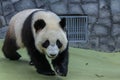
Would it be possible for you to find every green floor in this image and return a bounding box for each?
[0,39,120,80]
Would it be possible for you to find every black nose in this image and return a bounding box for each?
[50,54,56,57]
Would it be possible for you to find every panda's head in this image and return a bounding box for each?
[32,11,68,59]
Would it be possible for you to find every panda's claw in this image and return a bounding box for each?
[29,60,34,65]
[58,72,66,76]
[56,70,67,76]
[54,66,67,76]
[37,69,55,76]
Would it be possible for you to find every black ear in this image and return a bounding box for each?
[34,19,46,32]
[59,18,66,29]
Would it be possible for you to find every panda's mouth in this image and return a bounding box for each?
[47,54,57,59]
[48,56,55,59]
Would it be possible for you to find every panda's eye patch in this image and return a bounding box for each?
[42,40,50,48]
[34,19,46,32]
[56,40,62,48]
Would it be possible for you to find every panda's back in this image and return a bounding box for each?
[9,9,42,47]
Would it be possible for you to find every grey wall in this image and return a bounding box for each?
[0,0,120,52]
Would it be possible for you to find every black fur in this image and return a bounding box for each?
[2,30,21,60]
[52,44,69,76]
[42,40,50,48]
[2,10,69,76]
[22,11,55,76]
[56,39,62,48]
[34,19,46,32]
[60,18,66,29]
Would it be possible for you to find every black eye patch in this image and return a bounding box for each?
[56,40,62,48]
[42,40,50,48]
[34,19,46,32]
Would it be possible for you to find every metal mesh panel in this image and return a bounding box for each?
[60,15,88,46]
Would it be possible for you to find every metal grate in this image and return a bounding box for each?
[60,14,88,46]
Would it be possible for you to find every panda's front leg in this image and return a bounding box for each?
[52,47,69,76]
[27,48,55,76]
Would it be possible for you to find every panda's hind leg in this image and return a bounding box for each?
[2,37,21,60]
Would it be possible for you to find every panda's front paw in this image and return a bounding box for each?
[37,69,55,76]
[56,71,67,76]
[54,66,67,76]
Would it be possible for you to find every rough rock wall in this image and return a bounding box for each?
[0,0,120,52]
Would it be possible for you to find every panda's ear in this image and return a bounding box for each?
[60,18,66,29]
[34,19,46,32]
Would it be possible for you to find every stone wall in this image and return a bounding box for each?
[0,0,120,52]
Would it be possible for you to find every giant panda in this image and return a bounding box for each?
[2,9,69,76]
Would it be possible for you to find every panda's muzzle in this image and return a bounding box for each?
[46,45,59,59]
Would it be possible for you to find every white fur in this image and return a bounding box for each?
[9,9,68,57]
[9,9,43,47]
[35,28,68,53]
[32,11,68,53]
[46,45,59,59]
